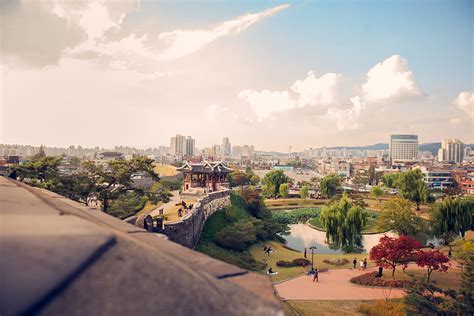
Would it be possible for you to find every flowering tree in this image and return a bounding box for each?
[416,250,450,281]
[370,235,422,277]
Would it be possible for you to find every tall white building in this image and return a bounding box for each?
[185,137,195,156]
[389,134,419,164]
[222,137,231,157]
[170,134,195,156]
[438,139,464,163]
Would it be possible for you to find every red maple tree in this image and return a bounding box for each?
[416,250,450,281]
[369,235,422,277]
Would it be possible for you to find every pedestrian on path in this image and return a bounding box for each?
[353,258,357,269]
[359,259,364,270]
[363,258,367,270]
[312,268,319,282]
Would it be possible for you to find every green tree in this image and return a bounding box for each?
[320,174,341,198]
[368,165,376,185]
[383,173,400,188]
[250,174,260,186]
[262,170,290,197]
[300,185,309,199]
[16,156,62,183]
[458,241,474,314]
[279,183,289,198]
[320,193,367,250]
[404,279,460,315]
[396,169,430,210]
[431,197,473,239]
[377,197,424,236]
[81,156,159,213]
[370,185,384,203]
[214,218,259,251]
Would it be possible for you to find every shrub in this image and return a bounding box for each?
[323,258,349,266]
[276,258,310,267]
[276,260,295,267]
[358,300,405,316]
[350,272,410,288]
[292,258,311,266]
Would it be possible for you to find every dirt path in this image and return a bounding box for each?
[274,267,405,300]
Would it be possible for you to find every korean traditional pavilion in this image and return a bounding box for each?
[177,161,233,193]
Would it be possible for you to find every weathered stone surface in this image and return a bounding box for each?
[0,177,282,316]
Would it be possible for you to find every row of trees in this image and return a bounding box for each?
[12,156,172,218]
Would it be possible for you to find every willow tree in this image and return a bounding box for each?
[432,197,474,239]
[320,193,367,250]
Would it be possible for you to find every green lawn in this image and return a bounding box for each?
[249,241,374,282]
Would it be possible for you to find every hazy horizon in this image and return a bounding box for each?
[1,0,473,152]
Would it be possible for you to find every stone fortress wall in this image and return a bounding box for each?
[154,190,231,248]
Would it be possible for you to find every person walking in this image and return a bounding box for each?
[312,268,319,282]
[353,258,357,269]
[359,259,364,270]
[363,258,367,270]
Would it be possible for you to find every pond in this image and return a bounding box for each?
[282,224,437,254]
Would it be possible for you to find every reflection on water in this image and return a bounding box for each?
[282,224,436,254]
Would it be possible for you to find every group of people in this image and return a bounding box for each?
[177,200,194,218]
[353,258,368,270]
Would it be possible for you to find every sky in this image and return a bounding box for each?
[0,0,473,152]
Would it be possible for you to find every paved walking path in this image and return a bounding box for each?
[149,190,180,218]
[274,267,405,300]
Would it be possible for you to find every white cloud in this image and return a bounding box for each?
[362,55,420,101]
[238,71,345,120]
[290,72,343,107]
[452,91,474,121]
[325,96,364,131]
[237,54,423,131]
[156,4,289,61]
[238,89,294,119]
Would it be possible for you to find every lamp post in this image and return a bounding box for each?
[309,246,317,270]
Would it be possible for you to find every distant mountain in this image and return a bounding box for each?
[419,143,441,155]
[328,143,388,150]
[258,142,473,157]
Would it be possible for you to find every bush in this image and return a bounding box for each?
[276,258,310,267]
[350,272,410,288]
[276,260,295,267]
[323,258,349,266]
[292,258,311,266]
[358,300,405,316]
[214,218,258,251]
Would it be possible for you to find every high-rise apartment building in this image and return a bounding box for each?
[389,134,419,164]
[185,137,195,156]
[170,134,195,156]
[438,139,464,163]
[222,137,231,157]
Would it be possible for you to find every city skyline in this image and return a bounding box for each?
[1,0,473,151]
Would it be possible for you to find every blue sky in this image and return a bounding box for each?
[1,0,472,150]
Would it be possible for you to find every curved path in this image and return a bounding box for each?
[274,267,405,300]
